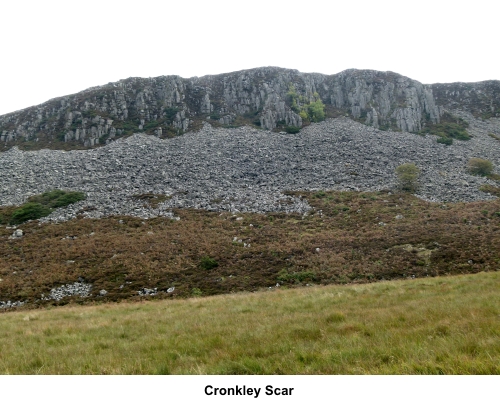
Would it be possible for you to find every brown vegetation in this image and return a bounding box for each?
[0,190,499,310]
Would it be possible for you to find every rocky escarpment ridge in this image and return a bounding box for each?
[1,67,499,150]
[0,113,499,223]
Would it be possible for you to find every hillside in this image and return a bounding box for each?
[1,190,500,310]
[1,67,499,150]
[1,67,500,311]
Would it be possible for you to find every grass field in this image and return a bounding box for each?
[0,271,498,374]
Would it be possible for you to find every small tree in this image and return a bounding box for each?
[396,163,421,192]
[467,158,493,176]
[286,87,325,122]
[307,93,326,122]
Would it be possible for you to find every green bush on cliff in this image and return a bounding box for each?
[306,94,326,122]
[286,86,325,123]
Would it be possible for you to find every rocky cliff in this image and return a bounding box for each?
[1,67,499,150]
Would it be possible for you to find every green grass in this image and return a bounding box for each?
[0,271,498,374]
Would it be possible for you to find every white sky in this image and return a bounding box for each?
[0,0,497,116]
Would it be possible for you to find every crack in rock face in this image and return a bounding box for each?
[0,115,499,223]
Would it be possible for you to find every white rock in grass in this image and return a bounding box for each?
[9,229,23,239]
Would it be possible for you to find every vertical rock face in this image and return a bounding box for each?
[0,67,499,150]
[327,70,441,132]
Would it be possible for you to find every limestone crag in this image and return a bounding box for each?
[330,70,442,132]
[1,67,499,149]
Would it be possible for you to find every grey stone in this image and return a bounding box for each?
[0,300,25,309]
[138,287,157,296]
[0,112,498,226]
[41,282,92,301]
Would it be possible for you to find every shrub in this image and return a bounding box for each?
[28,190,86,208]
[5,190,86,224]
[286,86,325,122]
[200,256,218,270]
[307,95,326,122]
[468,158,493,176]
[285,126,300,134]
[299,111,308,121]
[421,113,470,140]
[442,123,470,140]
[277,269,317,283]
[164,107,179,122]
[11,203,52,224]
[437,137,453,145]
[395,163,421,192]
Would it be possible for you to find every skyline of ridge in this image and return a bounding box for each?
[2,66,500,117]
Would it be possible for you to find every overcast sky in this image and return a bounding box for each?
[0,0,497,116]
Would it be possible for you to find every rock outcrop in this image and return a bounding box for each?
[1,67,499,150]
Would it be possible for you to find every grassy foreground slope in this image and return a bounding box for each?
[0,271,498,374]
